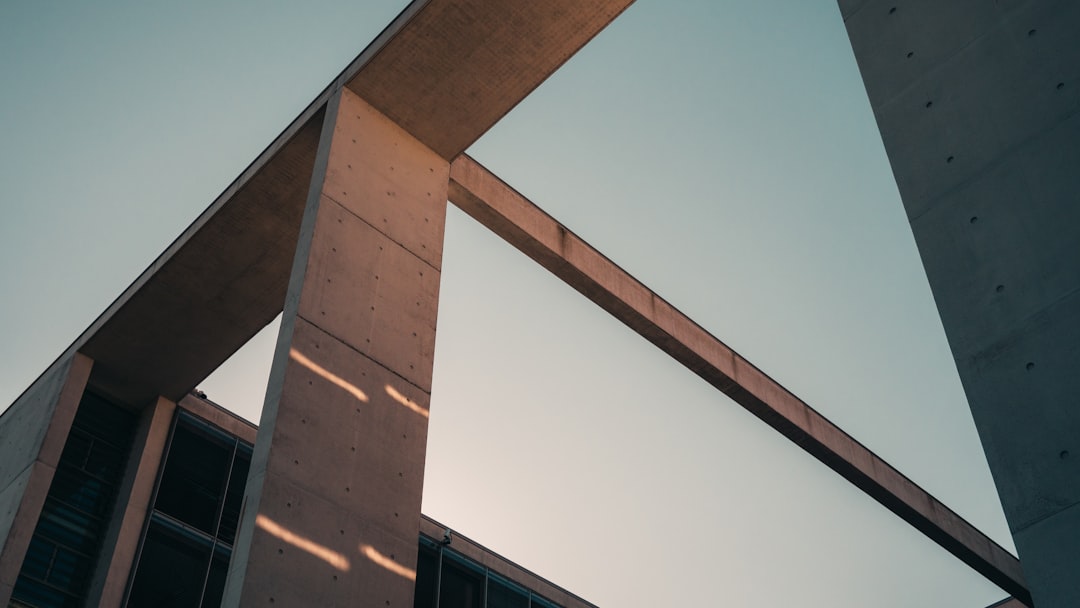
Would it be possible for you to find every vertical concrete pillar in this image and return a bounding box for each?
[88,396,176,607]
[223,87,448,607]
[838,2,1080,604]
[0,353,93,605]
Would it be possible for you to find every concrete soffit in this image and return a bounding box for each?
[0,0,1028,606]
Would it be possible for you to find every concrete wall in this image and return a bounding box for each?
[0,354,92,605]
[839,1,1080,606]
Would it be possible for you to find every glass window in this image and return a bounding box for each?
[529,595,561,608]
[215,444,251,545]
[411,538,566,608]
[412,542,439,608]
[153,422,234,535]
[488,575,529,608]
[11,392,135,608]
[201,544,232,607]
[126,519,213,608]
[124,412,252,608]
[439,557,484,608]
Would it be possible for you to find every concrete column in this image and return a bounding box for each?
[838,2,1080,605]
[223,87,448,607]
[88,396,176,607]
[0,353,93,605]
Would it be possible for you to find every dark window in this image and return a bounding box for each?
[11,392,136,608]
[530,595,561,608]
[412,537,566,608]
[124,412,252,608]
[127,519,213,607]
[201,544,232,607]
[488,574,528,608]
[413,541,439,608]
[215,444,251,546]
[153,422,234,535]
[440,554,484,608]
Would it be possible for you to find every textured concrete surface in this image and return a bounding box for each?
[0,353,91,607]
[347,0,635,160]
[0,0,644,603]
[87,397,176,607]
[222,89,447,608]
[841,1,1080,606]
[448,154,1029,603]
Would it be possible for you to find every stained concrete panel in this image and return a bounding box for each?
[223,89,447,608]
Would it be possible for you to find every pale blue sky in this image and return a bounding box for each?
[0,1,1014,606]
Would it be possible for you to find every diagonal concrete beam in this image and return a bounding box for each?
[346,0,636,160]
[13,0,636,409]
[447,153,1031,606]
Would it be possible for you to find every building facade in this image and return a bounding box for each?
[0,0,1069,606]
[2,391,595,608]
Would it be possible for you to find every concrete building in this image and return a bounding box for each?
[1,390,594,607]
[0,0,1071,606]
[838,2,1080,606]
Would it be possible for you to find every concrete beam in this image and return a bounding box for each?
[346,0,635,160]
[447,154,1031,606]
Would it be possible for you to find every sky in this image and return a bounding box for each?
[0,1,1015,606]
